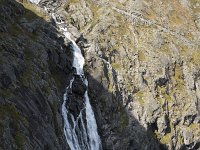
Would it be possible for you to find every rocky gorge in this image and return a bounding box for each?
[0,0,200,150]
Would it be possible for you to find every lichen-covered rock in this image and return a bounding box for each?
[57,0,200,149]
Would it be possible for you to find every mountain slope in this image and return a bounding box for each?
[0,0,199,150]
[61,0,200,149]
[0,0,70,149]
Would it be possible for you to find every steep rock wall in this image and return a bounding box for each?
[0,0,71,149]
[61,0,200,149]
[0,0,200,150]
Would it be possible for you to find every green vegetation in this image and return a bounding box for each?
[0,0,6,5]
[0,88,13,99]
[14,132,25,149]
[191,50,200,66]
[0,104,28,149]
[177,134,183,145]
[138,51,146,61]
[0,104,20,119]
[68,0,80,3]
[190,0,200,14]
[168,10,182,26]
[10,24,21,36]
[119,110,129,131]
[134,91,145,106]
[189,123,199,130]
[0,123,4,137]
[20,62,32,87]
[160,133,171,144]
[115,105,129,132]
[111,63,120,70]
[49,101,62,137]
[174,63,185,91]
[0,103,28,126]
[156,95,163,106]
[0,104,28,150]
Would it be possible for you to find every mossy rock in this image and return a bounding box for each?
[49,101,62,137]
[14,131,25,149]
[160,133,171,145]
[134,91,145,106]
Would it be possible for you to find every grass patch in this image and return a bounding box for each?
[134,91,145,106]
[0,103,28,148]
[138,51,146,61]
[10,23,21,36]
[168,10,183,26]
[49,102,62,137]
[189,123,199,130]
[191,50,200,66]
[0,89,13,99]
[111,63,121,70]
[160,133,171,144]
[14,132,25,149]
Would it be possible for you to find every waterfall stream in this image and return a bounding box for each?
[61,27,102,150]
[28,0,41,5]
[27,1,102,149]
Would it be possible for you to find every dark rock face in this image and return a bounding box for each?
[0,0,71,149]
[72,76,87,96]
[155,78,169,88]
[1,74,12,88]
[67,93,84,118]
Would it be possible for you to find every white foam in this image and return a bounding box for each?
[28,0,41,5]
[47,7,101,150]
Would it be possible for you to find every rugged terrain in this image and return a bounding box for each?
[0,0,200,150]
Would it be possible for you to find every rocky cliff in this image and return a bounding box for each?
[0,0,71,149]
[0,0,200,150]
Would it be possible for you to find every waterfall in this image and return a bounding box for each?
[61,27,102,150]
[28,0,41,5]
[60,27,85,75]
[26,1,102,149]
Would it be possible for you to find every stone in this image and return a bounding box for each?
[157,114,170,135]
[182,129,194,146]
[72,75,87,96]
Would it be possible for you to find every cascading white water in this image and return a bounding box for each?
[28,0,41,5]
[60,27,85,75]
[61,28,101,150]
[84,80,101,150]
[27,2,102,149]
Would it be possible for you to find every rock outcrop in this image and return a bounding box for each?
[0,0,70,149]
[58,0,200,149]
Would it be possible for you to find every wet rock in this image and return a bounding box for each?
[72,76,87,96]
[67,93,85,118]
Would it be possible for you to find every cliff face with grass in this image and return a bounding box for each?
[0,0,200,150]
[0,0,70,149]
[63,0,200,149]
